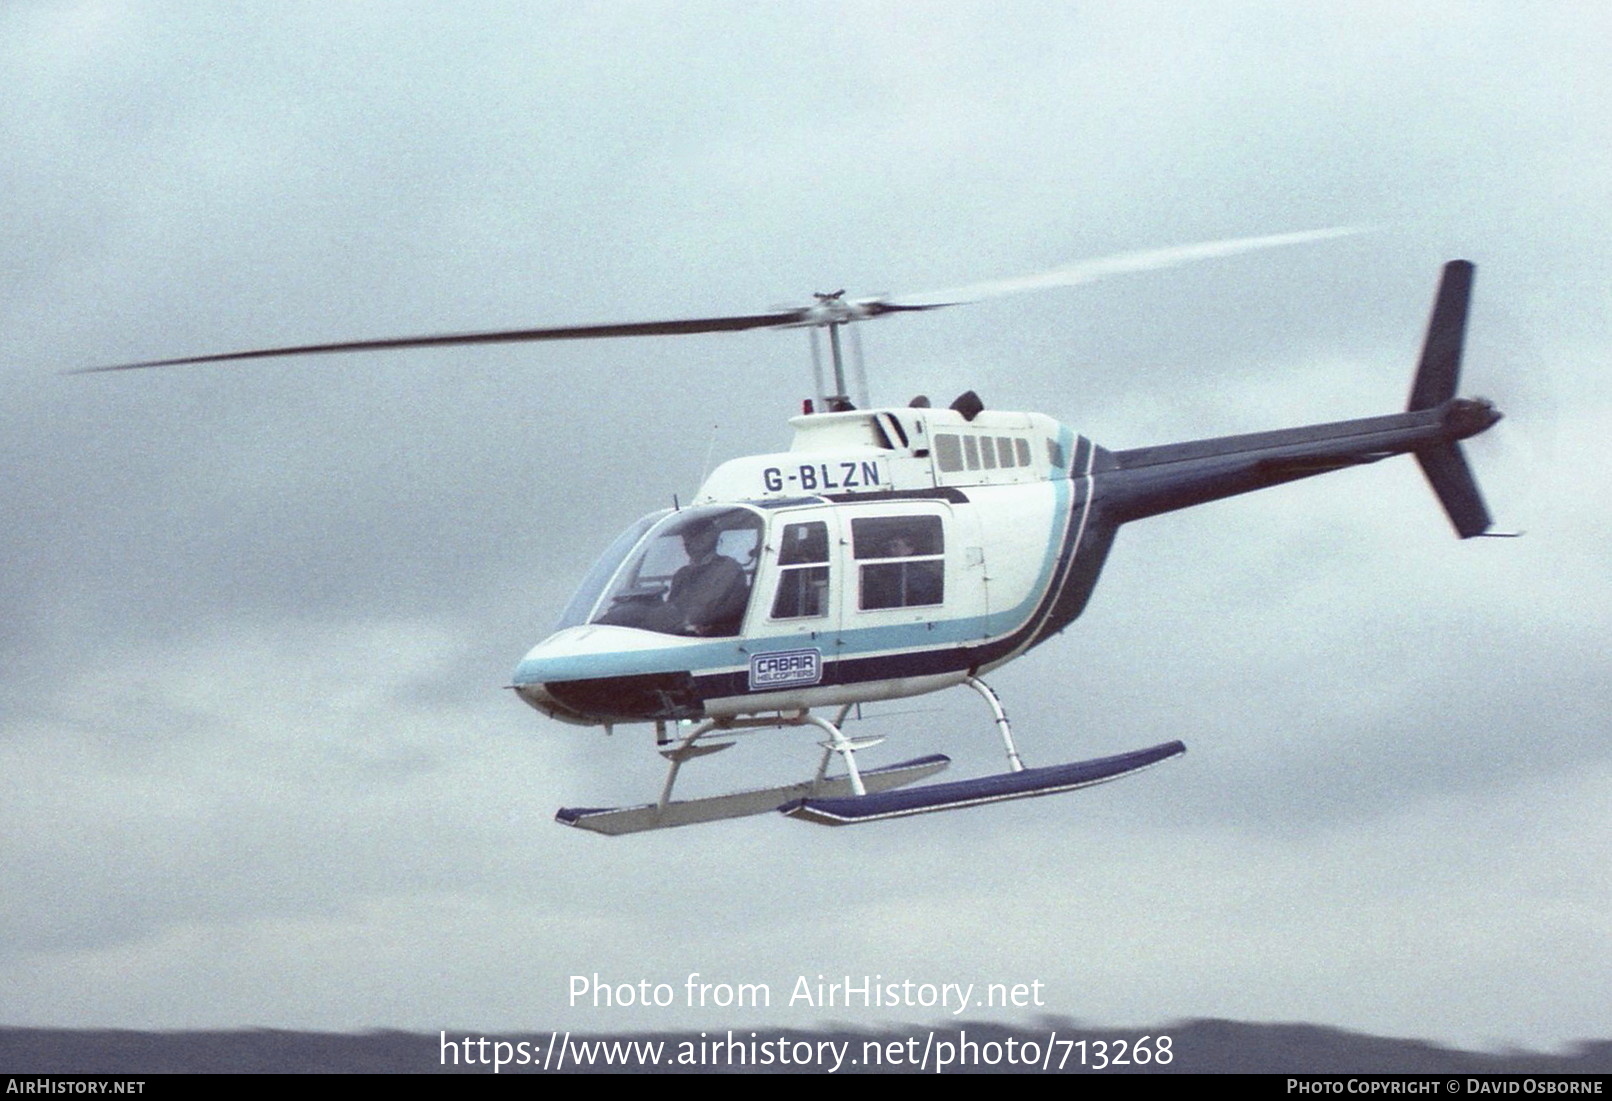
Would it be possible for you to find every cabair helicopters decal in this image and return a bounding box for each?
[81,231,1504,833]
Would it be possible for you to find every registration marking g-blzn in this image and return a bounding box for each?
[749,648,823,690]
[762,460,884,493]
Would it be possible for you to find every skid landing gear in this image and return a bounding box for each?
[555,682,1185,834]
[555,708,950,835]
[780,676,1184,826]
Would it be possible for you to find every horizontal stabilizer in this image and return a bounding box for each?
[1416,442,1493,538]
[556,754,951,835]
[780,741,1185,826]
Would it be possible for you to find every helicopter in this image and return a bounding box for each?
[82,232,1502,834]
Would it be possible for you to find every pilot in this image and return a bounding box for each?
[664,522,748,635]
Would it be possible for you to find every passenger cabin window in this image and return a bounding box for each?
[770,520,830,619]
[852,515,945,611]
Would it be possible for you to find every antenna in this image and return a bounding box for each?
[698,422,721,487]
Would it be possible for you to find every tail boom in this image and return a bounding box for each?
[1098,261,1500,537]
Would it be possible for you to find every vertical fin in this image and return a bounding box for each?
[1407,260,1474,411]
[1415,443,1492,538]
[1406,260,1492,537]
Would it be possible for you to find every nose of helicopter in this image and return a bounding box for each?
[511,678,581,722]
[510,624,723,725]
[511,626,628,721]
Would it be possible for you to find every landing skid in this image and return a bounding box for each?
[780,740,1185,825]
[554,679,1186,833]
[557,754,951,835]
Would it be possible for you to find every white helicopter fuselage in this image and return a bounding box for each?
[513,405,1104,726]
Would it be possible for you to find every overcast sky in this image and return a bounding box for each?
[3,1,1608,1052]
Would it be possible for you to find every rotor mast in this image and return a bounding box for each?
[807,291,868,411]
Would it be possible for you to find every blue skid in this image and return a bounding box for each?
[779,740,1186,826]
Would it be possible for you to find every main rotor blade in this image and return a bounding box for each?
[881,226,1368,309]
[76,309,810,373]
[78,226,1366,373]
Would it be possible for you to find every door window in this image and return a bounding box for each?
[770,520,830,619]
[851,515,945,610]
